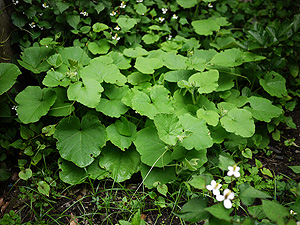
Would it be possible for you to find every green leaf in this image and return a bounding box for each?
[106,119,137,151]
[205,203,233,221]
[86,157,108,180]
[289,166,300,174]
[154,113,183,146]
[108,52,131,70]
[19,168,32,180]
[192,19,220,36]
[96,84,129,117]
[178,114,213,150]
[58,158,86,185]
[211,48,243,67]
[134,57,163,74]
[0,63,21,95]
[162,53,187,70]
[260,168,273,178]
[241,148,252,159]
[164,70,194,82]
[55,1,70,13]
[188,175,209,190]
[66,14,80,29]
[134,3,148,15]
[15,87,56,124]
[142,34,160,44]
[80,57,127,86]
[262,200,289,222]
[134,126,172,167]
[176,0,198,8]
[123,47,148,58]
[218,153,235,171]
[259,71,288,98]
[88,39,110,55]
[189,70,219,94]
[54,115,107,168]
[116,16,138,32]
[43,70,70,87]
[58,47,90,66]
[37,181,50,197]
[175,197,209,222]
[132,86,174,119]
[0,169,11,181]
[67,79,103,108]
[196,108,219,126]
[240,185,271,206]
[246,96,283,122]
[140,164,176,188]
[46,54,63,68]
[18,47,53,73]
[48,87,74,117]
[220,108,255,137]
[99,144,140,182]
[157,183,168,196]
[92,22,109,32]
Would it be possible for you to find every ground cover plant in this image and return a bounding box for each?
[0,0,300,224]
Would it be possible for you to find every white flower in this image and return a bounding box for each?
[136,0,143,2]
[172,14,178,19]
[12,0,19,5]
[114,26,120,31]
[208,3,213,8]
[162,8,168,14]
[39,26,44,30]
[159,17,165,23]
[45,45,49,48]
[80,10,88,17]
[297,221,300,225]
[290,210,297,215]
[110,11,116,16]
[216,189,235,209]
[167,34,172,41]
[120,1,126,8]
[29,22,36,28]
[206,180,222,196]
[227,165,240,178]
[39,13,43,17]
[112,33,120,41]
[42,3,49,8]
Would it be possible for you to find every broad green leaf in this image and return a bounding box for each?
[123,47,148,58]
[0,102,10,118]
[164,70,194,82]
[88,39,110,55]
[240,185,271,206]
[134,3,148,15]
[176,0,198,8]
[49,87,74,117]
[188,175,209,190]
[55,1,70,13]
[0,169,11,181]
[108,52,131,70]
[220,108,255,137]
[80,58,127,86]
[43,70,70,87]
[162,53,187,70]
[259,71,288,97]
[134,126,172,167]
[262,200,289,222]
[289,166,300,174]
[248,205,266,220]
[67,79,103,108]
[0,63,21,95]
[116,16,138,31]
[58,158,86,185]
[192,19,220,36]
[142,34,160,44]
[128,72,151,85]
[140,164,176,188]
[37,181,50,197]
[242,148,252,159]
[196,108,219,126]
[92,22,109,32]
[131,86,174,119]
[19,168,32,180]
[186,56,206,71]
[54,115,107,168]
[99,144,140,182]
[106,119,137,151]
[58,47,90,66]
[15,86,56,124]
[205,203,233,221]
[211,48,243,67]
[96,84,129,117]
[157,183,168,196]
[246,96,283,122]
[47,54,63,68]
[189,70,219,94]
[178,114,213,150]
[86,157,108,180]
[134,57,163,74]
[66,14,80,29]
[175,197,209,222]
[221,89,248,107]
[218,153,236,171]
[154,113,183,146]
[18,47,53,73]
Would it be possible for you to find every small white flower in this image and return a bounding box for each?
[12,0,19,5]
[42,3,49,8]
[112,33,120,41]
[80,10,88,17]
[136,0,143,2]
[114,26,120,31]
[39,13,43,17]
[167,34,172,41]
[162,8,168,14]
[227,165,240,178]
[29,22,36,28]
[290,210,297,215]
[297,221,300,225]
[110,11,116,16]
[11,105,17,111]
[159,17,165,23]
[45,45,49,48]
[39,26,44,30]
[172,14,178,20]
[120,1,126,8]
[216,189,235,209]
[206,180,222,196]
[208,3,213,8]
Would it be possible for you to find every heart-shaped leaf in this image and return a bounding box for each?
[0,63,22,95]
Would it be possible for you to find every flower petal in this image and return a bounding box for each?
[224,199,232,209]
[216,195,224,202]
[227,171,233,176]
[206,185,213,190]
[212,189,220,196]
[234,171,240,178]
